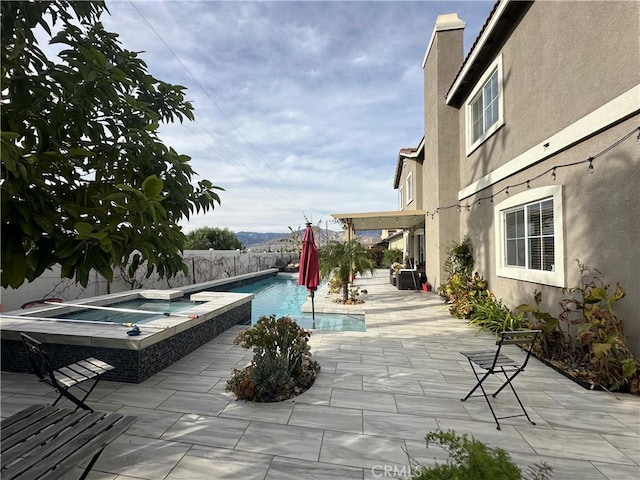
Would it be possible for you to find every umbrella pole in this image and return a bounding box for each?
[311,290,315,329]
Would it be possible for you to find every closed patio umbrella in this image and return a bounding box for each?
[298,223,320,328]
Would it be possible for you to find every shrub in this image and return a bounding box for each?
[469,293,528,335]
[441,272,490,319]
[518,261,640,394]
[383,248,404,267]
[226,315,320,402]
[411,429,552,480]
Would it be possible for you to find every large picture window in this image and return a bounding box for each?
[495,185,565,287]
[504,199,554,271]
[406,172,413,205]
[466,55,503,154]
[398,185,404,210]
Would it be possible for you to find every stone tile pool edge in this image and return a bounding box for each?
[0,270,278,383]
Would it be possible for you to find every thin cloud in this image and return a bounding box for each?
[97,0,495,233]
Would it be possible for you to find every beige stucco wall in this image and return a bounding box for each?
[462,0,640,184]
[452,0,640,355]
[462,117,639,354]
[423,23,465,287]
[398,158,423,211]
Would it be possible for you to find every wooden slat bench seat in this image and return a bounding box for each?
[1,404,136,480]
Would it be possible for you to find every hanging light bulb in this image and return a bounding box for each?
[505,187,510,196]
[490,196,494,204]
[551,167,556,181]
[526,180,530,189]
[588,157,594,173]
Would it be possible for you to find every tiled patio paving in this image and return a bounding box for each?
[2,270,639,479]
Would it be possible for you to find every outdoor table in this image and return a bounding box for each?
[1,404,136,480]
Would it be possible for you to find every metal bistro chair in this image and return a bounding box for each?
[460,329,541,430]
[21,333,114,412]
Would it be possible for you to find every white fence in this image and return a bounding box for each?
[0,250,296,313]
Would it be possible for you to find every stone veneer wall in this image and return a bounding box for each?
[1,302,250,383]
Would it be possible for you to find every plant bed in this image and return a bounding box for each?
[333,298,364,305]
[226,315,320,402]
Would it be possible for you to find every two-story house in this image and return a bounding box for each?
[334,0,639,352]
[423,0,639,351]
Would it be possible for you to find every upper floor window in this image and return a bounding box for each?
[495,185,565,287]
[466,55,504,155]
[406,172,413,205]
[398,185,404,210]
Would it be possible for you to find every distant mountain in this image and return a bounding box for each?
[236,232,284,247]
[236,229,383,250]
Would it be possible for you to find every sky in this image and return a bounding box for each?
[96,0,497,233]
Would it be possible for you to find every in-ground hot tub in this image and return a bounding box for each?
[0,270,278,383]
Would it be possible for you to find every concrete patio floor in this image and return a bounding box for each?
[2,270,639,479]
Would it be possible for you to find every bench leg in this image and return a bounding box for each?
[78,447,105,480]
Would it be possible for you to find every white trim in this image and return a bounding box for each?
[446,0,511,103]
[459,84,640,200]
[494,185,565,287]
[406,172,414,205]
[398,185,404,211]
[465,55,504,155]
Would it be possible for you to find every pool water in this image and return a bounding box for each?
[58,299,196,324]
[228,276,365,332]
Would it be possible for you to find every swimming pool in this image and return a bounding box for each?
[227,276,365,332]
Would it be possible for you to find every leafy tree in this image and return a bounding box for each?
[318,240,375,302]
[184,227,242,250]
[1,1,222,288]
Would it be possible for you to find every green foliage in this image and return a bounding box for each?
[444,236,474,277]
[184,227,242,250]
[318,240,376,302]
[440,272,490,319]
[367,246,385,268]
[517,291,569,362]
[438,237,486,319]
[411,430,552,480]
[225,315,320,402]
[518,261,640,394]
[469,293,528,335]
[1,1,222,288]
[383,248,404,267]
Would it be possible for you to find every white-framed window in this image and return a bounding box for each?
[406,172,413,205]
[466,55,504,155]
[495,185,565,287]
[398,185,404,210]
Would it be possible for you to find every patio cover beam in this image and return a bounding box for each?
[331,210,427,232]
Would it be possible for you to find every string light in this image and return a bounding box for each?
[421,126,637,220]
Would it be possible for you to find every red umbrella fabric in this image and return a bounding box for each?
[299,223,320,324]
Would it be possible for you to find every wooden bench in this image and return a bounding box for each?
[1,404,136,480]
[21,333,115,412]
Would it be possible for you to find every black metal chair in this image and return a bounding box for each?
[460,329,541,430]
[20,333,114,412]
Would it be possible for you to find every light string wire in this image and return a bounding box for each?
[424,126,640,219]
